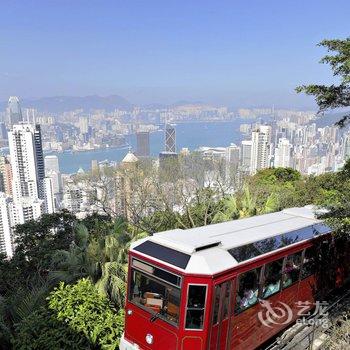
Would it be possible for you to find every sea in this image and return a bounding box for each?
[51,120,252,174]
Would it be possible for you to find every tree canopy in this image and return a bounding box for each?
[296,38,350,126]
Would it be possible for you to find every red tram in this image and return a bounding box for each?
[120,206,344,350]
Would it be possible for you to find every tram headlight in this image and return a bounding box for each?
[127,309,133,316]
[145,333,154,345]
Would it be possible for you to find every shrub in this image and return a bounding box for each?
[12,278,125,349]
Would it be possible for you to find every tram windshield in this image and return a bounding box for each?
[129,260,181,326]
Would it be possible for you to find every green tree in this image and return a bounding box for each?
[12,211,77,279]
[12,279,124,350]
[48,279,124,349]
[11,306,91,350]
[296,38,350,126]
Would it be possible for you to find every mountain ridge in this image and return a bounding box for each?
[0,95,133,113]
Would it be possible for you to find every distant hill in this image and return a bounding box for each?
[0,95,133,113]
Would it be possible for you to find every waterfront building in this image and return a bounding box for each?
[136,131,150,157]
[91,159,99,175]
[165,124,176,153]
[45,155,60,173]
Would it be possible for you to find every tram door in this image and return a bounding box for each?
[209,280,234,350]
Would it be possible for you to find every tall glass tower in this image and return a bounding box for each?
[7,96,23,127]
[165,124,176,153]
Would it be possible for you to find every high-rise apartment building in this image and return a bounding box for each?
[0,194,14,257]
[0,156,13,196]
[165,124,176,153]
[241,140,252,172]
[44,155,60,173]
[344,134,350,161]
[250,125,272,174]
[43,177,55,214]
[226,143,241,171]
[226,143,240,168]
[274,138,292,168]
[79,116,89,134]
[44,155,61,211]
[9,124,45,203]
[115,152,139,219]
[136,131,150,157]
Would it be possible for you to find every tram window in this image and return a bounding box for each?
[235,268,260,314]
[129,269,181,325]
[282,252,302,288]
[301,247,316,279]
[185,285,207,330]
[222,282,230,320]
[228,225,329,264]
[263,258,283,298]
[212,285,221,324]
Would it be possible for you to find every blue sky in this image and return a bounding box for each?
[0,0,349,107]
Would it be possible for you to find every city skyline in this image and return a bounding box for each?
[1,1,350,107]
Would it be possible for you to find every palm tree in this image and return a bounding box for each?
[0,277,51,349]
[51,216,148,309]
[49,223,94,284]
[239,185,257,218]
[93,219,148,308]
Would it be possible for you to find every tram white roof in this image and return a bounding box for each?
[131,206,327,275]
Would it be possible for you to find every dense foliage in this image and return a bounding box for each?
[12,279,124,350]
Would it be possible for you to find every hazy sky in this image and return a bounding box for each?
[0,0,349,107]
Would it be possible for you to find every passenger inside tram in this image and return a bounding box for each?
[263,259,283,298]
[236,269,259,311]
[263,275,281,298]
[282,253,301,288]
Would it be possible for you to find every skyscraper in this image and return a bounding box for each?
[9,124,45,202]
[250,125,272,175]
[0,194,14,257]
[241,140,252,172]
[43,177,55,214]
[44,155,61,211]
[136,131,150,157]
[115,151,139,219]
[0,156,13,196]
[79,116,89,134]
[344,134,350,161]
[44,155,60,173]
[7,96,23,127]
[274,138,292,168]
[165,124,176,153]
[226,143,240,168]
